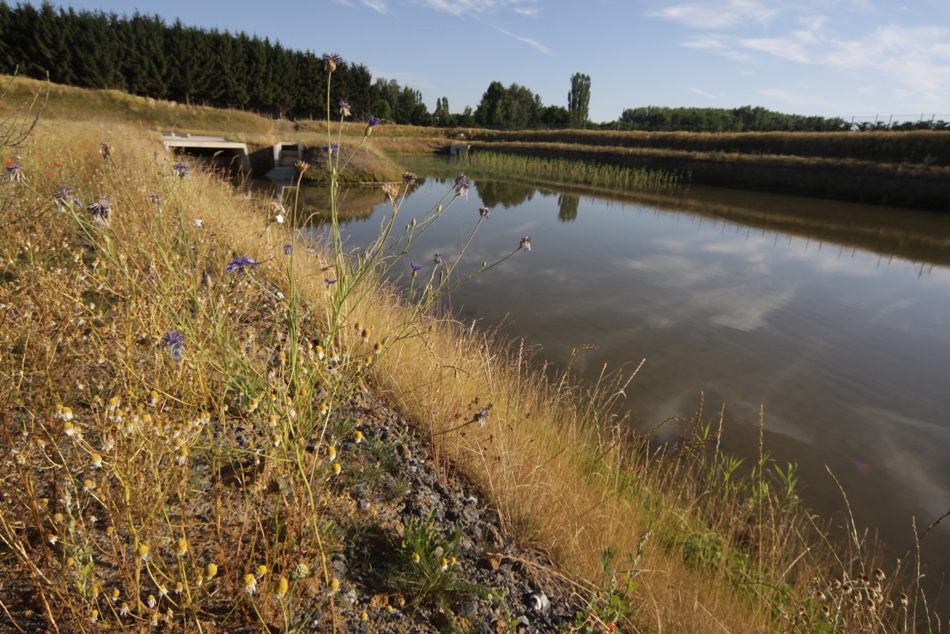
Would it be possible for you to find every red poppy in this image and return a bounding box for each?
[54,161,62,167]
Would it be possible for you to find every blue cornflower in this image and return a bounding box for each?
[161,331,184,359]
[520,235,532,251]
[479,207,490,218]
[5,159,23,182]
[225,255,260,273]
[53,186,82,210]
[365,115,380,136]
[323,144,339,153]
[324,277,337,285]
[339,100,351,117]
[284,243,292,256]
[476,407,490,427]
[148,192,162,207]
[410,262,422,278]
[173,161,190,178]
[323,53,343,72]
[87,197,112,227]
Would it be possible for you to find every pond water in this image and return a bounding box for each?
[298,165,950,592]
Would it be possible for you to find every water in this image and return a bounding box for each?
[305,168,950,592]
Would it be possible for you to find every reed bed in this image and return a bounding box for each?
[468,151,681,192]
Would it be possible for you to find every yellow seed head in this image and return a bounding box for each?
[332,462,341,475]
[257,564,268,576]
[276,576,289,597]
[330,577,340,592]
[176,538,188,556]
[136,544,150,559]
[205,563,217,579]
[354,431,364,443]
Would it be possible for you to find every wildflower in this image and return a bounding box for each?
[267,414,278,428]
[193,218,203,227]
[173,161,189,178]
[476,407,490,427]
[329,577,340,595]
[284,243,292,256]
[161,331,184,359]
[158,585,168,598]
[225,255,260,273]
[149,192,162,207]
[332,462,342,475]
[434,252,444,266]
[205,563,218,579]
[238,573,257,595]
[412,553,420,563]
[373,342,382,355]
[479,207,490,218]
[49,534,59,545]
[295,160,310,174]
[63,421,77,437]
[275,576,289,598]
[361,328,370,343]
[147,594,156,608]
[440,558,449,572]
[402,171,417,185]
[111,588,120,602]
[339,100,351,117]
[174,582,184,595]
[455,172,470,198]
[87,197,112,227]
[83,478,96,492]
[366,114,380,136]
[410,262,423,278]
[324,277,337,285]
[291,563,310,580]
[256,564,268,577]
[61,406,74,422]
[520,235,532,251]
[99,142,113,161]
[119,602,130,617]
[272,433,281,447]
[315,345,325,360]
[323,52,342,72]
[7,158,26,181]
[326,444,336,461]
[354,431,364,444]
[899,593,908,608]
[175,538,188,557]
[137,544,150,561]
[247,398,259,413]
[873,568,885,581]
[53,186,82,210]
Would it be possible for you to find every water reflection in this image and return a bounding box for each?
[318,169,950,597]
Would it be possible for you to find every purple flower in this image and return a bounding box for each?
[225,255,260,273]
[410,262,422,277]
[173,161,189,178]
[339,100,351,117]
[476,407,490,427]
[520,235,532,251]
[161,331,184,359]
[455,173,469,199]
[323,144,339,153]
[148,192,162,207]
[87,197,112,227]
[433,253,444,266]
[53,186,82,210]
[366,115,380,135]
[325,277,337,285]
[479,207,490,218]
[284,243,292,256]
[5,159,23,182]
[323,53,343,72]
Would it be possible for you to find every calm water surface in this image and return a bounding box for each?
[310,171,950,588]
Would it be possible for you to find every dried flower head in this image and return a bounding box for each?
[455,173,470,199]
[275,576,289,598]
[205,563,218,579]
[338,100,351,117]
[520,235,532,251]
[284,243,292,256]
[295,160,310,174]
[149,192,162,207]
[476,407,490,427]
[434,252,444,266]
[87,197,112,227]
[291,563,310,580]
[402,171,417,185]
[53,186,82,210]
[383,182,400,203]
[99,142,113,161]
[242,574,257,595]
[479,207,490,218]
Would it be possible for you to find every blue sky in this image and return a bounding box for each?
[58,0,950,123]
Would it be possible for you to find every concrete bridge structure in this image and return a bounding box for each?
[162,132,252,173]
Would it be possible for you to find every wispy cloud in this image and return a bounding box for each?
[491,25,551,54]
[651,0,779,30]
[689,87,717,98]
[414,0,539,18]
[332,0,389,13]
[682,35,752,61]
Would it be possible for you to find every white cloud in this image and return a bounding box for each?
[690,87,717,98]
[414,0,539,18]
[491,25,552,54]
[682,36,752,62]
[333,0,388,13]
[651,0,780,30]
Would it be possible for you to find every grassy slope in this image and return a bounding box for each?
[1,77,933,633]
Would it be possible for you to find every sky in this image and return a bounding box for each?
[54,0,950,123]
